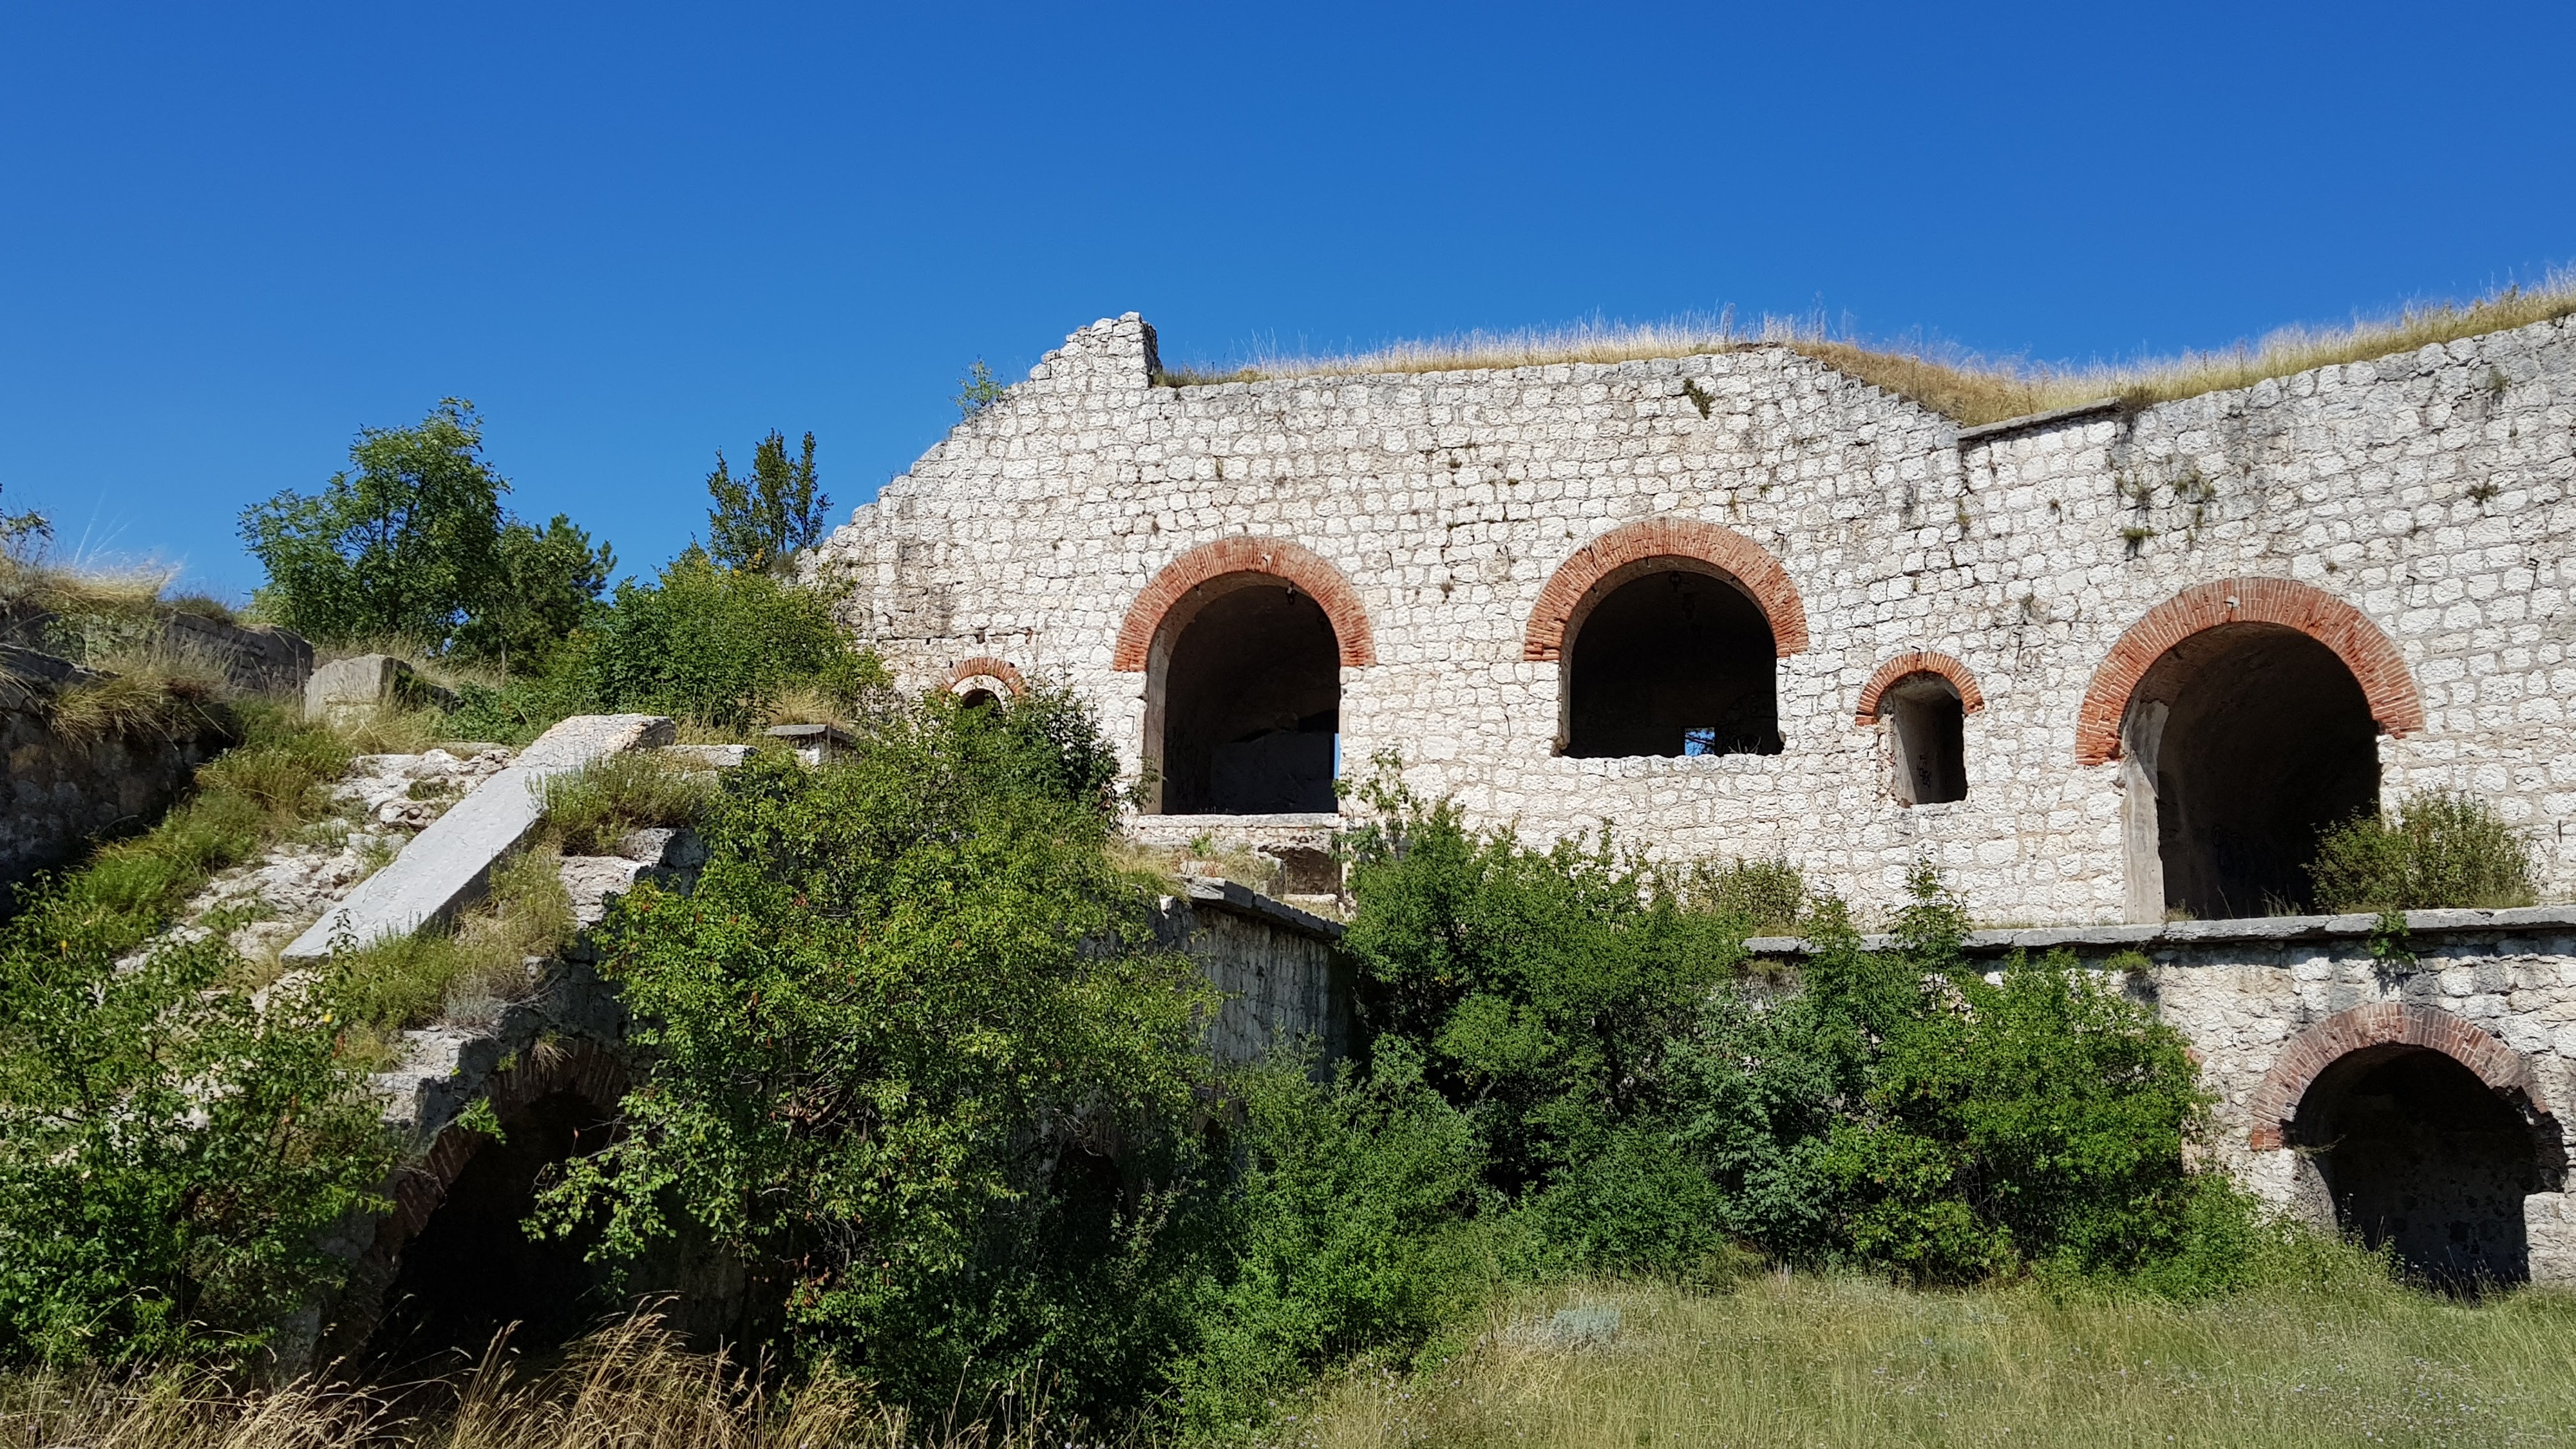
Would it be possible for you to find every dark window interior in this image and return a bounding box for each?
[1158,582,1340,813]
[2139,623,2380,916]
[1885,674,1967,805]
[2296,1046,2543,1290]
[1565,565,1779,759]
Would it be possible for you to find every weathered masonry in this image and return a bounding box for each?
[815,310,2576,926]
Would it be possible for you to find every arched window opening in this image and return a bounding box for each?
[2123,623,2379,918]
[1153,578,1340,814]
[1884,674,1966,805]
[1564,563,1780,759]
[2293,1046,2540,1289]
[956,687,999,711]
[364,1090,613,1363]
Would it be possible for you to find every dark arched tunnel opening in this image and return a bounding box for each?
[1564,564,1780,759]
[364,1090,615,1364]
[1155,580,1341,814]
[2296,1046,2543,1290]
[2131,623,2380,917]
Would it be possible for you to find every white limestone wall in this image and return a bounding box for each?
[813,312,2576,929]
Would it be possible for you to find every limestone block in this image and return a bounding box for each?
[279,714,675,961]
[304,653,458,724]
[2528,1193,2576,1286]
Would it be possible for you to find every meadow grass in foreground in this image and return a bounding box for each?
[1272,1274,2576,1449]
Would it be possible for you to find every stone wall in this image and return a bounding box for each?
[1153,875,1349,1065]
[0,676,226,898]
[811,312,2576,929]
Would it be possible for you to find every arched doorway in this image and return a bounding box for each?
[363,1089,616,1362]
[1150,577,1341,813]
[1561,561,1781,759]
[2122,623,2380,917]
[2294,1045,2543,1287]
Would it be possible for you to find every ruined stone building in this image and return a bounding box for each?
[809,309,2576,1286]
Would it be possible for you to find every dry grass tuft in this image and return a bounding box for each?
[0,1313,1053,1449]
[1156,271,2576,427]
[541,752,717,856]
[0,555,177,621]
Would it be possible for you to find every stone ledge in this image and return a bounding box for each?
[1741,904,2576,959]
[1953,397,2122,445]
[1171,874,1345,942]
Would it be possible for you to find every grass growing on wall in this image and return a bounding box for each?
[1154,270,2576,427]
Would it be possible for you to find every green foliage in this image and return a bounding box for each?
[703,430,831,575]
[1685,855,1807,933]
[953,359,1007,419]
[240,401,613,661]
[0,708,386,1365]
[579,553,882,730]
[449,513,616,669]
[1166,1042,1490,1437]
[534,688,1211,1411]
[0,482,48,558]
[1339,764,1747,1202]
[541,751,716,855]
[2310,789,2539,912]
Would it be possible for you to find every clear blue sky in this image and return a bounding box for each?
[4,3,2570,601]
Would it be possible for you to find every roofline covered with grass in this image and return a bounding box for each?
[1148,273,2576,430]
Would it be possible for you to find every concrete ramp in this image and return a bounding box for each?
[279,714,674,961]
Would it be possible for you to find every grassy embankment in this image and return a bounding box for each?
[1155,271,2576,428]
[1278,1273,2576,1449]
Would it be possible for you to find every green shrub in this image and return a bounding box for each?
[1685,855,1806,933]
[531,687,1211,1416]
[2310,790,2538,911]
[580,553,881,730]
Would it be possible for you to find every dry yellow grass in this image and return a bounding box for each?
[1157,272,2576,428]
[0,1314,1060,1449]
[1270,1274,2576,1449]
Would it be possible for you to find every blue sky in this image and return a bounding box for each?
[3,2,2570,600]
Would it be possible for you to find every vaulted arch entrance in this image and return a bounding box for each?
[2082,580,2421,920]
[2255,1005,2564,1290]
[1116,538,1374,815]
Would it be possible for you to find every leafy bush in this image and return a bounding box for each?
[578,553,882,731]
[1685,855,1806,933]
[2310,790,2538,912]
[533,687,1210,1414]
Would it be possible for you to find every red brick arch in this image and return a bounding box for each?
[2246,1003,2548,1150]
[1522,518,1808,662]
[940,656,1027,696]
[1112,536,1376,671]
[1854,651,1985,726]
[2073,578,2423,766]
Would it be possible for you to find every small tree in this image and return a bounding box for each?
[449,513,616,670]
[953,359,1007,419]
[704,430,830,574]
[0,482,49,561]
[240,399,508,649]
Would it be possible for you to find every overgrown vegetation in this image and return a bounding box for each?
[2311,789,2540,913]
[0,705,390,1365]
[703,430,832,576]
[1152,271,2576,426]
[540,750,719,855]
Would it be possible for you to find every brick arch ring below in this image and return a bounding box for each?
[2073,577,2423,767]
[1854,651,1985,726]
[2246,1003,2552,1151]
[1112,536,1376,670]
[940,656,1027,696]
[1522,517,1809,662]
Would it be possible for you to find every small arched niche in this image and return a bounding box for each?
[1882,674,1967,805]
[1146,574,1341,814]
[2293,1044,2548,1289]
[1561,559,1781,759]
[2121,622,2380,918]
